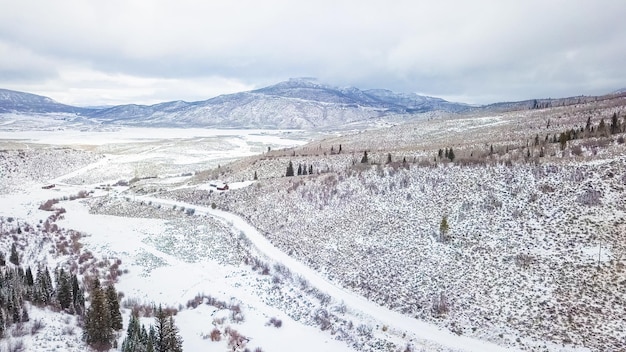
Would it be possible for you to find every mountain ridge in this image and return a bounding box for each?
[0,79,471,129]
[4,80,621,129]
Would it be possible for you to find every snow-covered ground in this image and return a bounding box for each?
[1,96,625,352]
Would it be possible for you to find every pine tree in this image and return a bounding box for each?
[106,284,123,331]
[297,164,302,176]
[9,243,19,266]
[0,309,4,337]
[24,267,34,286]
[598,118,607,137]
[308,164,313,175]
[122,314,143,352]
[361,151,368,164]
[164,316,183,352]
[285,161,294,177]
[57,268,72,310]
[338,144,342,153]
[83,279,113,349]
[253,171,258,181]
[153,305,183,352]
[611,112,620,134]
[448,148,455,162]
[559,132,568,150]
[154,305,168,352]
[72,274,85,315]
[147,325,156,352]
[386,153,392,164]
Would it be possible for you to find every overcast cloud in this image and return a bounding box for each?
[0,0,625,106]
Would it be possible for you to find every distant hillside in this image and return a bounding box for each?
[0,79,469,129]
[0,89,92,115]
[88,78,470,129]
[3,81,624,129]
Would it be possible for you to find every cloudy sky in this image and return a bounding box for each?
[1,0,625,106]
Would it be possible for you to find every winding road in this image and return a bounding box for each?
[136,194,514,352]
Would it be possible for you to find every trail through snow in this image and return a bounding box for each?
[135,195,514,352]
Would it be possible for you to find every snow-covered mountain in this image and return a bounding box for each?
[1,79,469,129]
[0,88,92,115]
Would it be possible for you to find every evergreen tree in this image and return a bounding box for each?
[147,325,156,352]
[106,284,123,331]
[361,151,368,164]
[297,164,302,176]
[338,144,342,153]
[9,243,19,266]
[21,306,29,323]
[154,305,168,352]
[386,153,392,164]
[598,118,607,137]
[0,309,4,337]
[163,316,183,352]
[71,274,85,315]
[34,266,53,305]
[611,112,620,134]
[0,251,5,266]
[448,148,455,162]
[559,132,568,150]
[24,267,34,286]
[285,161,294,177]
[585,116,592,132]
[57,268,72,310]
[308,164,313,175]
[438,149,443,159]
[83,280,113,349]
[253,171,258,181]
[153,306,184,352]
[122,314,143,352]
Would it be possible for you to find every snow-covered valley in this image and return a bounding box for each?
[1,94,626,352]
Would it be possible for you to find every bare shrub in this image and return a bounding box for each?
[570,144,583,156]
[267,317,282,328]
[38,199,59,211]
[186,294,205,309]
[209,328,221,341]
[11,324,27,337]
[225,327,247,350]
[313,308,332,331]
[356,324,373,337]
[30,319,45,334]
[514,253,534,268]
[6,339,25,352]
[431,292,450,317]
[62,325,75,336]
[230,304,245,323]
[577,188,602,206]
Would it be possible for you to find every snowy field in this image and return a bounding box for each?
[1,96,626,352]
